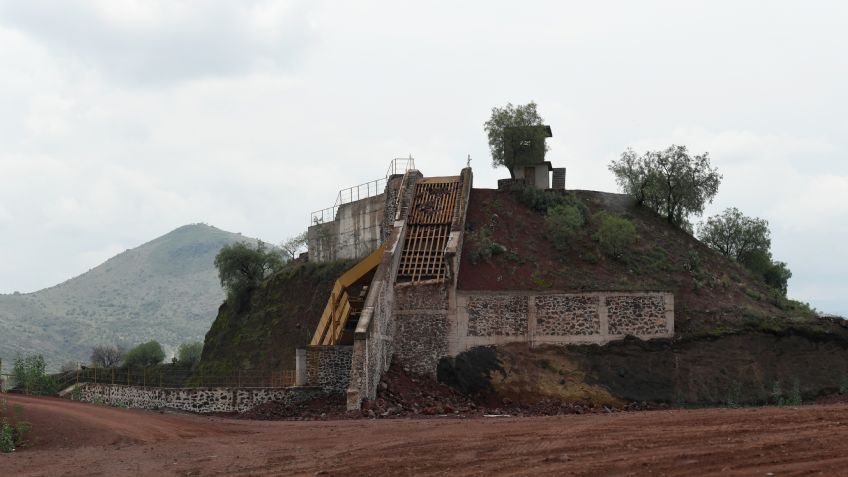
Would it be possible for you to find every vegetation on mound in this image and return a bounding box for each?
[459,186,819,338]
[198,259,354,376]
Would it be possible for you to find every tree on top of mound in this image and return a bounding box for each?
[609,145,722,230]
[484,102,548,178]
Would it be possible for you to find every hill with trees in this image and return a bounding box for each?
[0,224,263,370]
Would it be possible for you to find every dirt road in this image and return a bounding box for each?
[3,393,848,476]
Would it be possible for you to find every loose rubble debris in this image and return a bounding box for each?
[236,363,667,421]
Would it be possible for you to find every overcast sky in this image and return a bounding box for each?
[0,1,845,315]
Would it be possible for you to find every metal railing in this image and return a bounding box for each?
[386,155,416,177]
[57,367,296,390]
[310,156,416,225]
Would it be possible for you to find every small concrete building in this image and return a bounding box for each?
[504,125,565,190]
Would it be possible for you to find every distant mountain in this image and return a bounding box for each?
[0,224,264,370]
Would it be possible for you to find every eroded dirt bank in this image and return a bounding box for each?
[6,394,848,476]
[437,331,848,407]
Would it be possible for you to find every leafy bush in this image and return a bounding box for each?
[698,208,792,296]
[545,204,584,250]
[740,249,792,296]
[12,354,58,395]
[466,226,506,264]
[123,341,165,368]
[177,342,203,367]
[593,212,637,259]
[0,399,31,452]
[511,183,588,216]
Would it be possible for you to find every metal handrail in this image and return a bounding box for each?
[310,156,416,225]
[386,155,415,178]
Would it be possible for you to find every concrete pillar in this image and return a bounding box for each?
[295,348,307,386]
[552,168,566,189]
[599,293,610,340]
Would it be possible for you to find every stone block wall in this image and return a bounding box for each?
[450,291,674,357]
[535,295,600,335]
[607,295,669,335]
[346,221,408,410]
[467,295,528,336]
[393,282,450,377]
[75,384,325,413]
[305,345,353,394]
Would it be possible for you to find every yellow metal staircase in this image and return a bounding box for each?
[310,244,385,346]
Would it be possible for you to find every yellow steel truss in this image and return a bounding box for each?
[309,244,385,346]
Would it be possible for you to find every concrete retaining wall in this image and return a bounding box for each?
[75,384,326,413]
[308,194,385,262]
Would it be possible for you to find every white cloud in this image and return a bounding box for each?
[0,1,845,316]
[0,0,314,85]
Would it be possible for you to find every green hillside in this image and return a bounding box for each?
[0,224,262,370]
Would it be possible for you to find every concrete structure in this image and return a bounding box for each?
[502,125,566,190]
[307,194,385,262]
[299,160,674,410]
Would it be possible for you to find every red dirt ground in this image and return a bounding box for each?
[5,394,848,476]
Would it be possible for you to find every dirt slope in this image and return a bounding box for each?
[458,187,818,338]
[199,259,354,375]
[7,394,848,476]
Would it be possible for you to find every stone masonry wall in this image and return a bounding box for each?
[76,384,326,413]
[394,312,449,376]
[535,295,600,336]
[393,282,450,377]
[451,291,674,356]
[346,203,412,410]
[305,346,353,394]
[467,295,528,336]
[607,295,668,335]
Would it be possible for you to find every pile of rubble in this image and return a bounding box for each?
[237,363,665,420]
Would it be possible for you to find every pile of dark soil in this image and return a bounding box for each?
[363,362,659,418]
[235,361,660,421]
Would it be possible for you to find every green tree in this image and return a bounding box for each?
[545,204,584,249]
[280,232,308,261]
[739,249,793,296]
[177,342,203,367]
[90,344,124,368]
[12,354,57,395]
[484,102,547,177]
[609,145,721,229]
[123,341,165,368]
[593,212,637,259]
[698,208,792,296]
[214,241,283,306]
[697,207,771,262]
